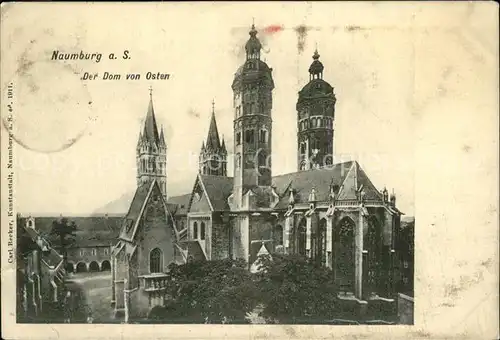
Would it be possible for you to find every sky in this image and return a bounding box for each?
[1,2,495,217]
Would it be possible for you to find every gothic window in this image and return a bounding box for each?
[259,130,267,144]
[316,118,321,128]
[245,130,254,144]
[335,217,356,291]
[200,222,206,240]
[236,132,241,145]
[149,248,162,273]
[193,222,198,239]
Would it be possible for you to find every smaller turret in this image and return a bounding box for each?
[198,100,227,176]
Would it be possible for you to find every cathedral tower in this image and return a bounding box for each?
[296,49,336,171]
[136,89,167,199]
[231,23,275,206]
[199,100,227,176]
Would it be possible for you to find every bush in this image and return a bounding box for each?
[154,259,259,323]
[255,253,339,323]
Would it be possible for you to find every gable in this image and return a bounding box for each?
[141,183,168,233]
[356,166,383,201]
[189,177,212,213]
[119,182,153,240]
[336,163,358,200]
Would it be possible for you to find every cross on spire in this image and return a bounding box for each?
[212,99,215,113]
[149,86,153,98]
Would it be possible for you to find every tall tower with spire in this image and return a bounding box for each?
[231,23,275,207]
[136,88,167,199]
[296,48,336,171]
[199,100,227,176]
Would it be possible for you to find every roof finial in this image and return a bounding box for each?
[212,99,215,114]
[149,85,153,99]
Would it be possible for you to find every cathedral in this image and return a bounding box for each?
[111,23,403,322]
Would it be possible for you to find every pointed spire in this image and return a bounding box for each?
[143,87,161,146]
[288,188,295,205]
[221,135,227,153]
[308,187,317,202]
[159,124,166,146]
[137,130,143,148]
[206,100,221,150]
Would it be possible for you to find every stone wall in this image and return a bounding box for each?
[137,213,176,276]
[211,213,229,260]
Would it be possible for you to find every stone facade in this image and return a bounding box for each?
[110,23,407,322]
[17,217,66,322]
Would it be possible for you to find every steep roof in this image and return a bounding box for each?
[21,224,63,269]
[167,194,191,216]
[205,110,221,151]
[190,161,384,212]
[142,96,161,146]
[119,180,178,242]
[273,161,354,208]
[18,216,122,248]
[197,175,234,211]
[119,181,154,241]
[184,240,207,262]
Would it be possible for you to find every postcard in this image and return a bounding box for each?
[1,2,498,339]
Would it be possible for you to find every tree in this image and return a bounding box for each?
[149,259,258,323]
[254,253,339,324]
[50,217,77,263]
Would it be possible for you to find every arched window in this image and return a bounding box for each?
[365,216,383,293]
[334,218,356,292]
[292,218,307,256]
[259,130,267,144]
[193,222,198,239]
[245,130,255,144]
[300,161,306,171]
[200,222,206,240]
[149,248,162,273]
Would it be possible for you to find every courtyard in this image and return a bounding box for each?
[64,271,116,323]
